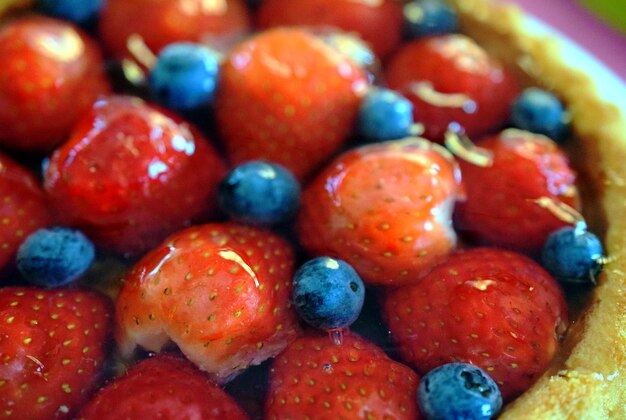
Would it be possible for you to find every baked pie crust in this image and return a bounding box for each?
[0,0,623,417]
[449,0,625,418]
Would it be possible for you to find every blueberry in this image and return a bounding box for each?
[149,43,220,111]
[511,88,570,142]
[357,88,414,141]
[38,0,104,24]
[292,257,365,330]
[418,363,503,420]
[542,226,604,283]
[404,0,459,39]
[218,161,301,226]
[17,227,95,288]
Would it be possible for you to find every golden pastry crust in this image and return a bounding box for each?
[449,0,625,418]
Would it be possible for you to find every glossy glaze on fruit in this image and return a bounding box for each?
[2,0,626,418]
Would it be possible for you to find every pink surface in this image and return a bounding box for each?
[508,0,626,83]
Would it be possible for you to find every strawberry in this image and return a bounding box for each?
[385,34,520,142]
[265,332,421,420]
[256,0,404,58]
[0,287,113,419]
[297,138,463,286]
[43,95,227,256]
[381,248,568,401]
[115,223,301,383]
[0,16,109,152]
[0,153,52,273]
[78,354,248,419]
[99,0,251,60]
[215,27,369,181]
[454,129,579,255]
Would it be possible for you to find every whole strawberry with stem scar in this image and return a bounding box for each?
[385,34,520,142]
[99,0,251,61]
[265,333,421,420]
[43,95,226,256]
[454,129,579,255]
[297,138,463,286]
[382,247,568,401]
[0,16,109,152]
[257,0,404,58]
[116,223,301,383]
[216,28,369,181]
[0,287,112,419]
[78,354,248,420]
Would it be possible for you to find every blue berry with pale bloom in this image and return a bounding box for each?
[292,257,365,330]
[218,161,300,226]
[17,227,95,288]
[418,363,503,420]
[38,0,104,24]
[511,87,569,142]
[404,0,459,38]
[149,43,220,111]
[357,88,414,141]
[542,225,604,283]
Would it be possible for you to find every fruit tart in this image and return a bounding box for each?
[0,0,624,419]
[449,0,625,417]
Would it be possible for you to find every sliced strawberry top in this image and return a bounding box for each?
[216,27,369,181]
[0,16,109,152]
[257,0,404,58]
[297,138,463,286]
[385,34,520,142]
[116,223,301,383]
[43,95,227,256]
[0,287,113,419]
[265,332,421,420]
[455,129,579,254]
[99,0,251,59]
[382,248,568,401]
[78,354,248,420]
[0,153,52,273]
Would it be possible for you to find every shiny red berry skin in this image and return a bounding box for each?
[43,95,227,256]
[0,16,109,151]
[385,34,520,142]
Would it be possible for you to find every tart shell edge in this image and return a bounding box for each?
[451,0,625,418]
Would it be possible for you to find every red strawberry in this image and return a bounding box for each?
[297,138,463,286]
[0,16,109,152]
[454,129,579,254]
[78,354,248,419]
[382,248,568,401]
[0,287,112,419]
[257,0,404,58]
[215,27,369,181]
[0,153,52,273]
[43,95,227,256]
[115,223,301,383]
[265,332,421,420]
[99,0,251,60]
[385,34,520,142]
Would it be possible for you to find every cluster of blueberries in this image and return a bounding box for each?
[18,1,605,419]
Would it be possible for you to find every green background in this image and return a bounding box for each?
[581,0,626,33]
